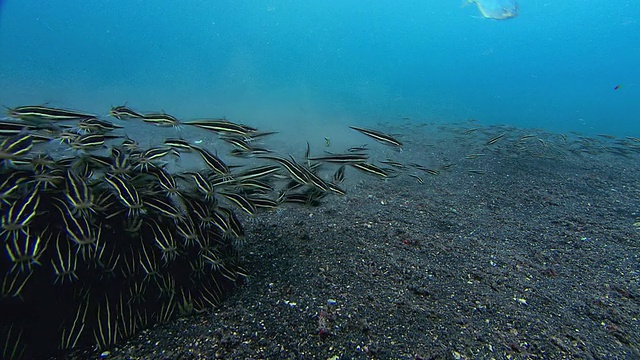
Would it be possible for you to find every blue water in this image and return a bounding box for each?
[0,1,638,137]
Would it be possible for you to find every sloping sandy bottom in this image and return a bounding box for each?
[60,122,640,359]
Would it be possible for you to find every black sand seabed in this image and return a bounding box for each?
[62,123,640,359]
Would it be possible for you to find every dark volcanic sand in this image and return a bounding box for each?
[62,125,640,359]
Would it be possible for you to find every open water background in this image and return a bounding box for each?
[0,0,638,137]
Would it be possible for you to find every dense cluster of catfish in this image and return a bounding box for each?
[0,104,404,359]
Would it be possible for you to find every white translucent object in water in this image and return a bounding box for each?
[469,0,519,20]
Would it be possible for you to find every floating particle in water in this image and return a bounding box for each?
[469,0,519,20]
